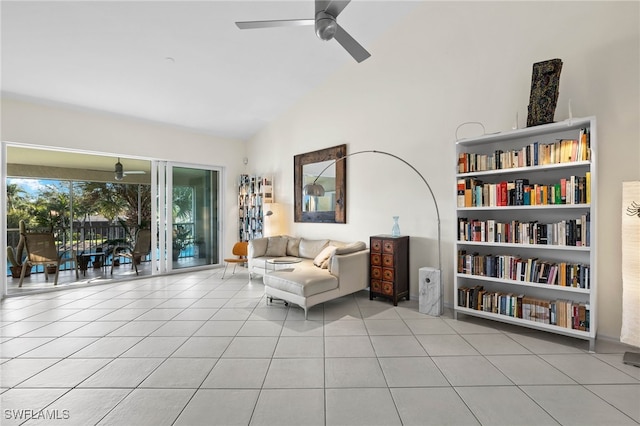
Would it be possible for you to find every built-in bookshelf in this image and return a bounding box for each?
[238,175,273,242]
[454,117,597,350]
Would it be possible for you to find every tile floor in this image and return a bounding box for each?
[1,269,639,426]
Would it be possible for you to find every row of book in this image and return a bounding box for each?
[239,216,264,242]
[457,174,590,208]
[457,128,591,173]
[239,193,264,207]
[239,174,265,196]
[457,285,590,331]
[239,205,264,218]
[458,215,590,247]
[457,250,590,288]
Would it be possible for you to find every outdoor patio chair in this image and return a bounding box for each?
[19,232,79,287]
[111,229,152,276]
[222,241,248,278]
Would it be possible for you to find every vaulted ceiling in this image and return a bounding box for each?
[1,1,420,141]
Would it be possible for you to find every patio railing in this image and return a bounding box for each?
[6,222,196,276]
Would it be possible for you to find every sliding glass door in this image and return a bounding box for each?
[3,144,223,296]
[168,164,220,270]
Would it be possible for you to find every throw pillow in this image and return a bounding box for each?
[320,256,332,269]
[334,241,366,255]
[299,239,329,259]
[265,237,287,257]
[286,237,300,257]
[313,245,337,269]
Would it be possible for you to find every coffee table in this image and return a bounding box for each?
[265,257,302,274]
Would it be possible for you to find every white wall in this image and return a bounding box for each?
[247,1,640,340]
[1,97,247,272]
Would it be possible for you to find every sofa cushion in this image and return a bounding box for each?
[265,269,338,297]
[334,241,366,255]
[265,237,287,257]
[286,237,300,257]
[250,237,268,258]
[313,245,337,269]
[298,239,329,259]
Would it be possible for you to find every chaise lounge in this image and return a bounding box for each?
[248,235,369,318]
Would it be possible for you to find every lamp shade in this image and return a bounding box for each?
[303,183,325,197]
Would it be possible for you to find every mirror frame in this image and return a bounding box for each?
[294,144,346,223]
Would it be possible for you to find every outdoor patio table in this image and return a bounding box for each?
[77,252,106,277]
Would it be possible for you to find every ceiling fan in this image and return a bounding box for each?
[114,158,145,181]
[236,0,371,63]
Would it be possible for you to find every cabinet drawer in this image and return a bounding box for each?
[371,266,382,280]
[382,268,394,281]
[382,254,394,267]
[370,253,381,266]
[382,281,394,295]
[371,239,382,252]
[383,241,395,253]
[371,280,382,293]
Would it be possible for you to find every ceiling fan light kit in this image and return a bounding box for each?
[114,159,124,181]
[114,158,145,181]
[235,0,371,63]
[315,12,337,41]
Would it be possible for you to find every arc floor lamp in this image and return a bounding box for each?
[303,149,443,315]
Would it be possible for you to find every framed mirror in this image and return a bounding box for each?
[294,144,346,223]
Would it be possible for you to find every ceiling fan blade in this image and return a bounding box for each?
[325,0,351,18]
[123,171,146,175]
[334,24,371,63]
[236,19,314,30]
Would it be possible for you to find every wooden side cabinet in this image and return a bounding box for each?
[370,235,410,306]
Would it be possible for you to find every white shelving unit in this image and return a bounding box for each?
[454,117,597,350]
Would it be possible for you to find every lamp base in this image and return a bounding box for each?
[418,267,442,317]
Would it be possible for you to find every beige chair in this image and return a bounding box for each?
[222,241,248,278]
[19,232,79,287]
[111,229,152,276]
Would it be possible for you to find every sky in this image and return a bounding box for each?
[7,178,69,200]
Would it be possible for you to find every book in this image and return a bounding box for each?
[487,219,496,242]
[515,178,529,206]
[458,153,467,173]
[584,304,590,331]
[499,181,508,206]
[572,304,580,329]
[523,186,531,205]
[516,294,524,318]
[457,179,466,207]
[464,189,473,208]
[475,185,483,207]
[471,220,483,242]
[571,139,578,162]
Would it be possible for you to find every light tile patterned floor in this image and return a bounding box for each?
[1,269,639,425]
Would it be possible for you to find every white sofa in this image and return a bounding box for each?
[248,236,369,318]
